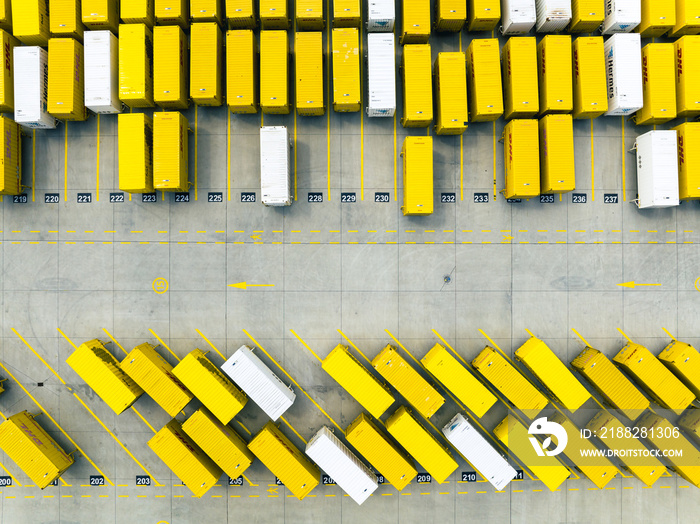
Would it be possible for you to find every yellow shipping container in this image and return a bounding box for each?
[549,413,618,489]
[636,43,676,125]
[11,0,50,46]
[66,339,145,414]
[435,0,466,31]
[260,30,289,114]
[172,349,248,424]
[472,346,548,419]
[153,111,188,191]
[148,419,222,497]
[121,0,155,25]
[227,29,258,113]
[434,52,468,135]
[371,344,445,419]
[155,0,187,28]
[503,119,540,200]
[568,0,604,32]
[0,30,18,113]
[502,37,538,120]
[572,37,607,119]
[401,136,433,215]
[48,38,87,121]
[515,336,589,410]
[538,35,572,115]
[658,340,700,398]
[333,0,360,27]
[296,0,324,30]
[402,44,432,127]
[466,39,503,122]
[227,0,256,28]
[120,342,193,417]
[119,24,154,108]
[467,0,499,31]
[51,0,86,39]
[260,0,288,29]
[674,122,700,200]
[153,25,188,109]
[0,0,10,31]
[118,113,154,193]
[322,344,395,419]
[421,344,497,419]
[386,406,458,484]
[493,415,570,492]
[332,28,360,112]
[81,0,119,32]
[190,23,223,106]
[345,413,417,491]
[613,342,695,415]
[639,0,675,36]
[402,0,430,43]
[0,411,74,489]
[181,407,255,479]
[586,411,665,486]
[248,421,320,500]
[571,347,649,421]
[674,36,700,118]
[670,0,700,36]
[679,408,700,445]
[191,0,223,23]
[0,115,21,195]
[295,31,324,116]
[539,114,575,194]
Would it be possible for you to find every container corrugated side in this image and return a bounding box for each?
[367,0,394,31]
[172,349,248,424]
[535,0,572,32]
[14,47,56,129]
[367,33,395,117]
[296,0,324,30]
[442,413,517,491]
[670,0,700,36]
[421,344,497,419]
[65,339,145,414]
[371,344,445,419]
[435,0,466,31]
[503,119,540,199]
[657,340,700,399]
[50,0,85,39]
[81,0,119,32]
[402,44,432,126]
[181,407,255,479]
[155,0,188,28]
[227,29,257,113]
[634,130,680,209]
[472,346,548,419]
[538,35,572,115]
[227,0,256,28]
[11,0,50,45]
[0,411,74,488]
[332,28,361,112]
[639,0,675,36]
[260,0,288,28]
[673,122,700,200]
[119,24,154,108]
[604,33,643,116]
[48,38,87,121]
[502,37,539,120]
[401,0,430,43]
[0,0,10,32]
[148,419,222,497]
[679,408,700,446]
[434,52,468,135]
[295,31,324,116]
[501,0,537,34]
[573,36,607,118]
[260,30,289,114]
[120,342,193,416]
[0,30,19,113]
[248,421,320,500]
[84,30,121,114]
[549,413,618,489]
[322,344,395,419]
[153,111,188,191]
[466,39,503,122]
[602,0,641,33]
[221,345,296,421]
[468,0,500,30]
[0,115,21,195]
[493,415,570,491]
[386,406,458,484]
[674,36,700,118]
[118,112,154,193]
[153,26,188,109]
[345,413,417,491]
[333,0,360,27]
[190,23,223,106]
[401,136,433,215]
[568,0,604,32]
[121,0,155,25]
[260,125,292,205]
[306,426,378,505]
[539,114,575,194]
[191,0,223,23]
[636,43,676,125]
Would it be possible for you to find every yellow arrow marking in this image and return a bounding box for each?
[617,281,661,289]
[250,234,261,240]
[228,282,274,290]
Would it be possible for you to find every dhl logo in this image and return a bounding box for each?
[74,52,81,83]
[678,135,685,165]
[642,55,648,85]
[540,47,546,75]
[172,428,196,453]
[573,50,579,78]
[677,47,683,80]
[508,130,513,165]
[164,370,190,393]
[507,49,511,77]
[179,123,183,152]
[5,129,12,159]
[19,422,44,447]
[469,51,475,79]
[4,42,10,71]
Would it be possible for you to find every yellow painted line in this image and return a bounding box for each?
[13,328,66,385]
[571,328,592,349]
[291,329,322,363]
[102,328,127,356]
[326,1,331,201]
[337,329,372,365]
[96,114,100,201]
[360,39,364,201]
[492,121,497,200]
[32,129,36,201]
[149,329,180,362]
[57,328,78,349]
[662,327,676,341]
[623,486,634,490]
[616,327,633,344]
[64,122,68,201]
[0,461,21,486]
[132,408,157,434]
[194,104,198,200]
[590,119,594,201]
[621,116,626,201]
[393,113,397,200]
[227,109,231,201]
[196,329,226,361]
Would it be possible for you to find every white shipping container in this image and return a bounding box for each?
[367,0,395,31]
[305,427,378,505]
[221,345,295,421]
[535,0,572,32]
[14,47,56,130]
[85,31,121,114]
[260,126,292,206]
[604,33,643,116]
[501,0,537,34]
[634,130,679,209]
[367,34,396,117]
[442,414,518,491]
[602,0,640,34]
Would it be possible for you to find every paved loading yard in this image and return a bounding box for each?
[0,24,699,524]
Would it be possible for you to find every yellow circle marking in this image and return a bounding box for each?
[152,278,169,294]
[695,277,700,292]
